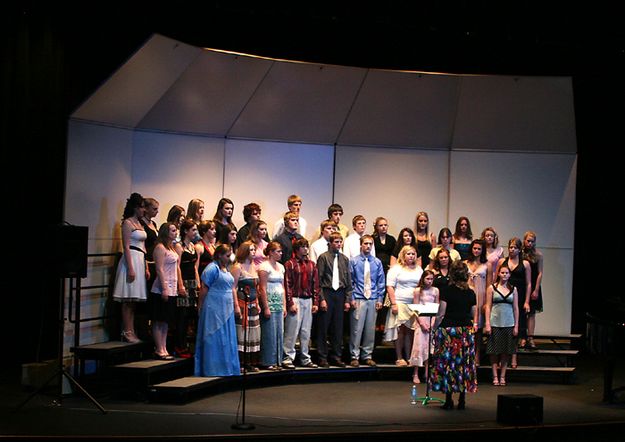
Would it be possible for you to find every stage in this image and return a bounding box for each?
[2,354,623,441]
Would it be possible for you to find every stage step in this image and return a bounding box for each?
[111,357,194,398]
[148,364,416,403]
[514,348,579,367]
[478,365,576,384]
[70,340,154,377]
[147,361,577,404]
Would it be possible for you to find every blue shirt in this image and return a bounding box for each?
[349,254,385,301]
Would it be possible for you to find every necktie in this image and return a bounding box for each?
[332,254,340,290]
[364,258,371,299]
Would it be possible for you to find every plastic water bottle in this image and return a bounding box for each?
[410,384,418,405]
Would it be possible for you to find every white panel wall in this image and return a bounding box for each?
[131,132,225,226]
[338,71,460,149]
[223,139,335,239]
[65,121,134,249]
[138,50,273,135]
[72,35,201,127]
[65,121,137,349]
[448,151,577,248]
[229,62,366,144]
[447,150,576,335]
[334,145,450,236]
[453,76,577,152]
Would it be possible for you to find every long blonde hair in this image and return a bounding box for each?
[397,245,417,267]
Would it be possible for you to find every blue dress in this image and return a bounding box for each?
[194,262,240,377]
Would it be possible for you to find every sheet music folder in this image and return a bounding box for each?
[408,302,439,316]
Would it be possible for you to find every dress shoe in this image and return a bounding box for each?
[331,358,346,367]
[301,361,318,368]
[457,392,466,410]
[349,359,360,367]
[318,359,329,368]
[441,393,454,410]
[363,359,377,366]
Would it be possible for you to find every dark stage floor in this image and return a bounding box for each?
[2,354,623,441]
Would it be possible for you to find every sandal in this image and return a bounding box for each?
[527,337,537,350]
[492,377,500,386]
[499,378,506,386]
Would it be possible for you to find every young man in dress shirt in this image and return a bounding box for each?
[348,234,385,367]
[315,231,352,367]
[309,219,338,263]
[283,238,320,369]
[343,215,376,259]
[274,211,303,264]
[273,195,308,239]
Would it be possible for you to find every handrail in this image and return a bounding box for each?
[67,252,121,375]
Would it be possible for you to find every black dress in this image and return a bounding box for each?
[417,239,433,269]
[373,234,396,275]
[527,260,543,313]
[503,257,528,339]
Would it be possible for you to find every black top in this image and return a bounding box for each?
[433,271,450,290]
[139,218,158,262]
[439,284,476,327]
[236,222,270,248]
[373,234,396,274]
[417,239,432,269]
[180,248,198,281]
[275,230,304,264]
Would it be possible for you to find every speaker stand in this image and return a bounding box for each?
[13,278,106,414]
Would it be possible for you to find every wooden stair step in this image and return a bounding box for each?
[531,333,582,340]
[111,357,195,393]
[71,340,151,358]
[516,349,578,355]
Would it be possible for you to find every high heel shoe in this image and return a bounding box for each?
[121,331,141,343]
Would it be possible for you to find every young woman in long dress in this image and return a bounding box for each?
[195,244,241,376]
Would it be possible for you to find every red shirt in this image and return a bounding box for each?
[284,257,320,309]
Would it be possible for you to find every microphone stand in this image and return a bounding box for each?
[415,313,444,406]
[232,286,254,430]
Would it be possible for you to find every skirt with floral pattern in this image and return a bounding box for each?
[429,326,478,394]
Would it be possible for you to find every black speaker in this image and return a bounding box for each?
[497,394,543,425]
[51,224,88,278]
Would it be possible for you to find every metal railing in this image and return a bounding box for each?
[67,252,121,374]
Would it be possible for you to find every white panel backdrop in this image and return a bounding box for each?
[223,139,335,238]
[131,131,225,227]
[334,145,450,236]
[65,121,134,247]
[448,150,577,335]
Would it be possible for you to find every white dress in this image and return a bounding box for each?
[112,229,147,302]
[383,264,423,342]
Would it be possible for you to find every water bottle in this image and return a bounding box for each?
[410,384,418,405]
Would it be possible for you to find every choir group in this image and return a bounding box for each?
[112,192,544,409]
